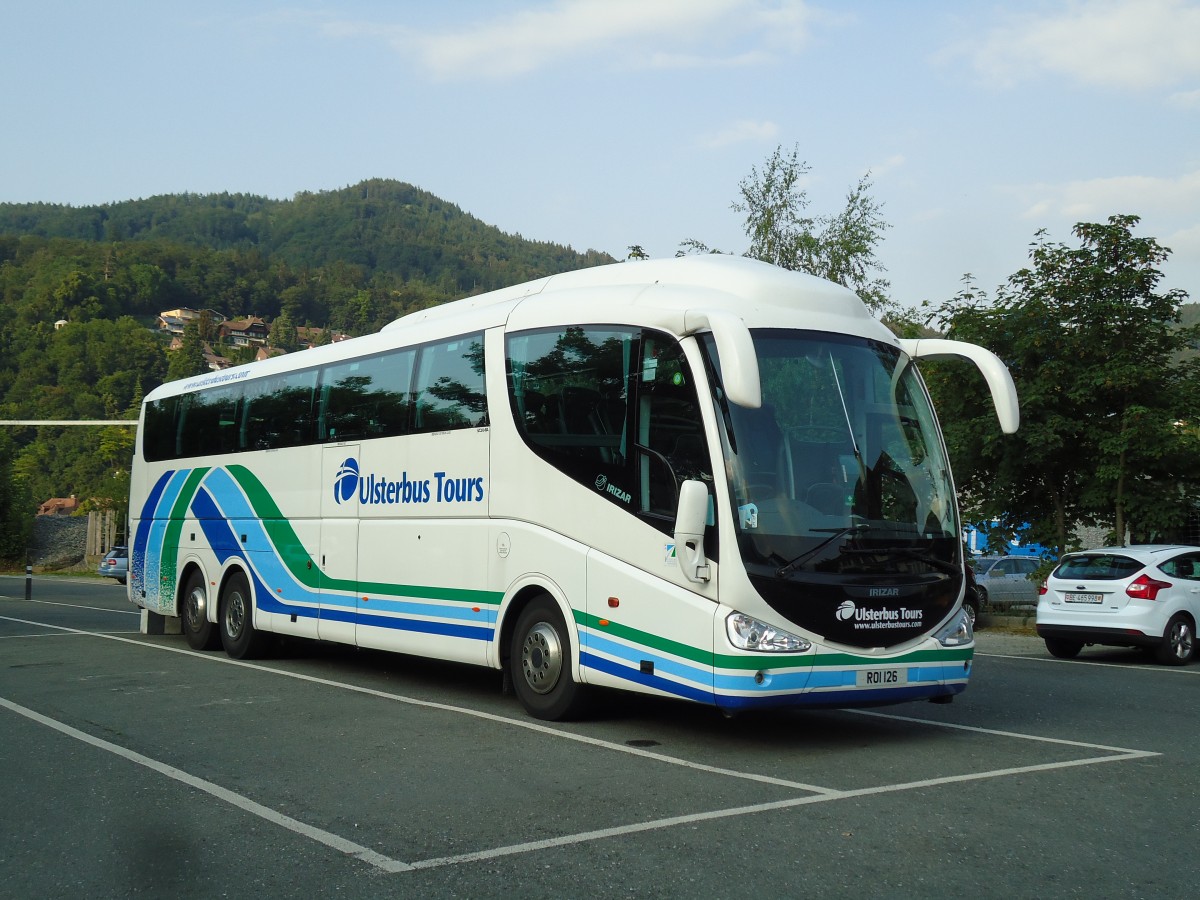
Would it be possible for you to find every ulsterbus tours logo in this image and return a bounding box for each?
[835,598,924,630]
[334,458,360,504]
[332,457,483,506]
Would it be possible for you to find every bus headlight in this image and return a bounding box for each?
[935,608,974,647]
[726,612,812,652]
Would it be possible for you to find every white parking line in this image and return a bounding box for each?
[979,651,1200,674]
[0,613,1163,874]
[0,695,411,874]
[0,595,140,615]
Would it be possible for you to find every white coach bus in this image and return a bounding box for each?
[128,255,1018,720]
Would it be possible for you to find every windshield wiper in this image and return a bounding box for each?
[840,545,960,576]
[776,523,870,578]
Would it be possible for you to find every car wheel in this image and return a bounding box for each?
[963,594,979,630]
[1156,613,1195,666]
[510,595,589,721]
[1045,637,1083,659]
[976,586,989,609]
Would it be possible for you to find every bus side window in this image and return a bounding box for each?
[412,334,486,433]
[507,325,634,495]
[318,348,415,442]
[637,335,712,522]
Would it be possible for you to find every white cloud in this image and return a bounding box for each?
[1013,170,1200,221]
[310,0,819,80]
[1168,87,1200,108]
[867,154,906,178]
[967,0,1200,90]
[1165,222,1200,255]
[699,119,780,148]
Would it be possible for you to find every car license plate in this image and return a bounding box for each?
[1065,592,1103,604]
[856,668,907,687]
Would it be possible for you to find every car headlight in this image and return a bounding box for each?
[726,612,812,652]
[935,607,974,647]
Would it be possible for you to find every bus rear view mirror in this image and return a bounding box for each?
[674,479,711,584]
[898,338,1020,434]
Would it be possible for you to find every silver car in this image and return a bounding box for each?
[97,546,128,585]
[971,555,1042,610]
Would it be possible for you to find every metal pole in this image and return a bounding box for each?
[25,564,32,601]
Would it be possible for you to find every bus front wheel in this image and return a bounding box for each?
[219,570,269,660]
[510,595,588,721]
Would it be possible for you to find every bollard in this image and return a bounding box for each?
[25,564,32,601]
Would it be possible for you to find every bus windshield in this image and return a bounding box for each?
[710,329,959,579]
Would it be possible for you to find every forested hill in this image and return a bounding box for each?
[0,180,614,548]
[0,178,614,298]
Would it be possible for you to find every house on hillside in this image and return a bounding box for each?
[219,317,270,347]
[202,343,231,371]
[255,346,287,362]
[38,495,79,516]
[156,307,224,336]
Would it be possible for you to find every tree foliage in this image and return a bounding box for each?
[683,145,893,316]
[924,215,1200,551]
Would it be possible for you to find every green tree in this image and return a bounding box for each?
[268,308,299,352]
[925,215,1200,551]
[0,433,33,563]
[691,144,893,315]
[166,320,208,381]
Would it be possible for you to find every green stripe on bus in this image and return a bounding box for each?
[161,468,209,599]
[226,464,501,606]
[574,610,714,665]
[575,609,973,670]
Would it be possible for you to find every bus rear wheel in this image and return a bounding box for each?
[510,595,588,721]
[182,570,219,651]
[219,570,269,660]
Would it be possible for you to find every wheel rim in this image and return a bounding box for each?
[184,585,206,632]
[1169,620,1194,660]
[964,605,977,629]
[225,589,247,641]
[520,621,563,695]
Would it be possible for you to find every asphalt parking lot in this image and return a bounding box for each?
[2,576,1198,899]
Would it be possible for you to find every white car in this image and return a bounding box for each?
[1036,545,1200,665]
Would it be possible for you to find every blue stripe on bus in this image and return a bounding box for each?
[131,469,173,596]
[715,681,967,710]
[581,652,715,704]
[582,631,714,686]
[356,611,493,641]
[190,482,492,643]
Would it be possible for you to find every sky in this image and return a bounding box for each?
[3,0,1200,313]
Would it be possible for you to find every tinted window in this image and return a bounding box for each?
[244,370,317,449]
[412,335,487,433]
[1055,554,1144,580]
[1159,553,1200,580]
[319,349,414,442]
[507,326,631,467]
[142,331,484,462]
[507,326,712,531]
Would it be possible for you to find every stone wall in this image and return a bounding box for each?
[29,516,91,570]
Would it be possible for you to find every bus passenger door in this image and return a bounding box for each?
[319,445,359,644]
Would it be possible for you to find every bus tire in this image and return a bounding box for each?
[510,595,588,721]
[182,570,219,651]
[219,570,269,660]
